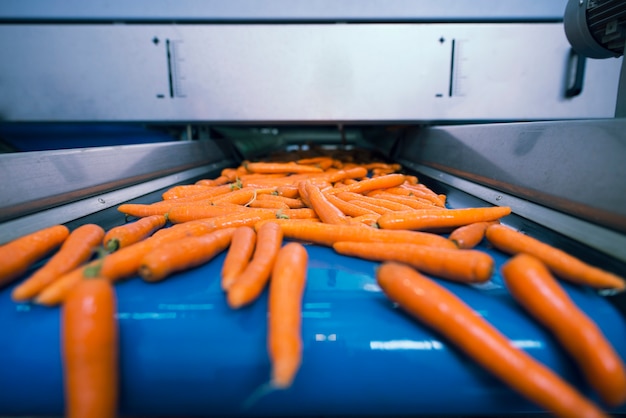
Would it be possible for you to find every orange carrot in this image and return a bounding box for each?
[325,166,368,183]
[324,193,377,217]
[276,185,300,199]
[36,220,220,306]
[62,270,118,418]
[366,191,445,210]
[377,206,511,231]
[268,242,308,389]
[211,187,275,206]
[103,215,167,251]
[336,191,413,212]
[347,199,392,215]
[261,219,457,249]
[448,221,499,249]
[0,224,70,287]
[195,175,231,187]
[304,182,348,224]
[376,262,608,418]
[345,213,381,227]
[11,224,104,302]
[116,203,171,217]
[245,161,324,175]
[502,254,626,407]
[486,224,626,290]
[327,173,406,195]
[256,194,307,209]
[139,228,236,282]
[162,184,214,200]
[248,200,290,210]
[166,204,249,224]
[227,222,283,309]
[222,227,257,291]
[334,241,493,283]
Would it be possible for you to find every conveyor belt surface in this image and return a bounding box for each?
[1,185,625,417]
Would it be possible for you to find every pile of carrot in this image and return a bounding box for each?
[1,147,625,417]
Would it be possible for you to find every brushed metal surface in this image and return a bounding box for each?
[0,23,620,122]
[0,139,234,222]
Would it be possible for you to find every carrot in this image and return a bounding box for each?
[244,161,324,175]
[162,184,214,200]
[327,173,406,195]
[376,262,608,418]
[276,185,300,199]
[347,199,392,215]
[256,194,307,209]
[139,228,236,282]
[212,187,275,206]
[334,241,493,283]
[166,204,249,224]
[336,191,413,212]
[222,227,257,291]
[324,193,377,217]
[345,213,381,227]
[103,215,166,251]
[304,182,348,224]
[62,268,118,418]
[36,220,220,306]
[366,191,445,210]
[0,224,70,287]
[116,203,171,217]
[261,219,457,249]
[11,224,104,302]
[268,242,308,389]
[227,222,283,309]
[486,224,626,290]
[501,254,626,407]
[400,183,446,206]
[195,175,231,187]
[325,166,368,183]
[377,206,511,231]
[248,200,290,210]
[448,221,499,249]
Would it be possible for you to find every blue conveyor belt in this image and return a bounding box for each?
[0,235,625,417]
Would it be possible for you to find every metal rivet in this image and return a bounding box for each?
[495,195,502,201]
[98,198,105,204]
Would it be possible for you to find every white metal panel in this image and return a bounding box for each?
[0,23,620,122]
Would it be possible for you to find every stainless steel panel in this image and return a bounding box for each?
[394,118,626,233]
[0,140,234,222]
[0,0,569,22]
[0,23,620,122]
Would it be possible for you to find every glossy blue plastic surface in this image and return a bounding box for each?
[1,236,625,417]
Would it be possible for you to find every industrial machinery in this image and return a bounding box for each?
[0,1,625,416]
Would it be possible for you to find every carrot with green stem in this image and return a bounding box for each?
[139,228,236,282]
[304,182,348,224]
[334,241,493,283]
[377,206,511,231]
[256,194,307,209]
[0,224,70,287]
[486,224,625,291]
[448,221,499,249]
[268,242,308,389]
[36,220,222,306]
[376,262,608,418]
[222,227,257,291]
[103,215,166,252]
[502,254,626,407]
[227,222,283,309]
[62,263,118,418]
[257,219,457,249]
[11,224,104,302]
